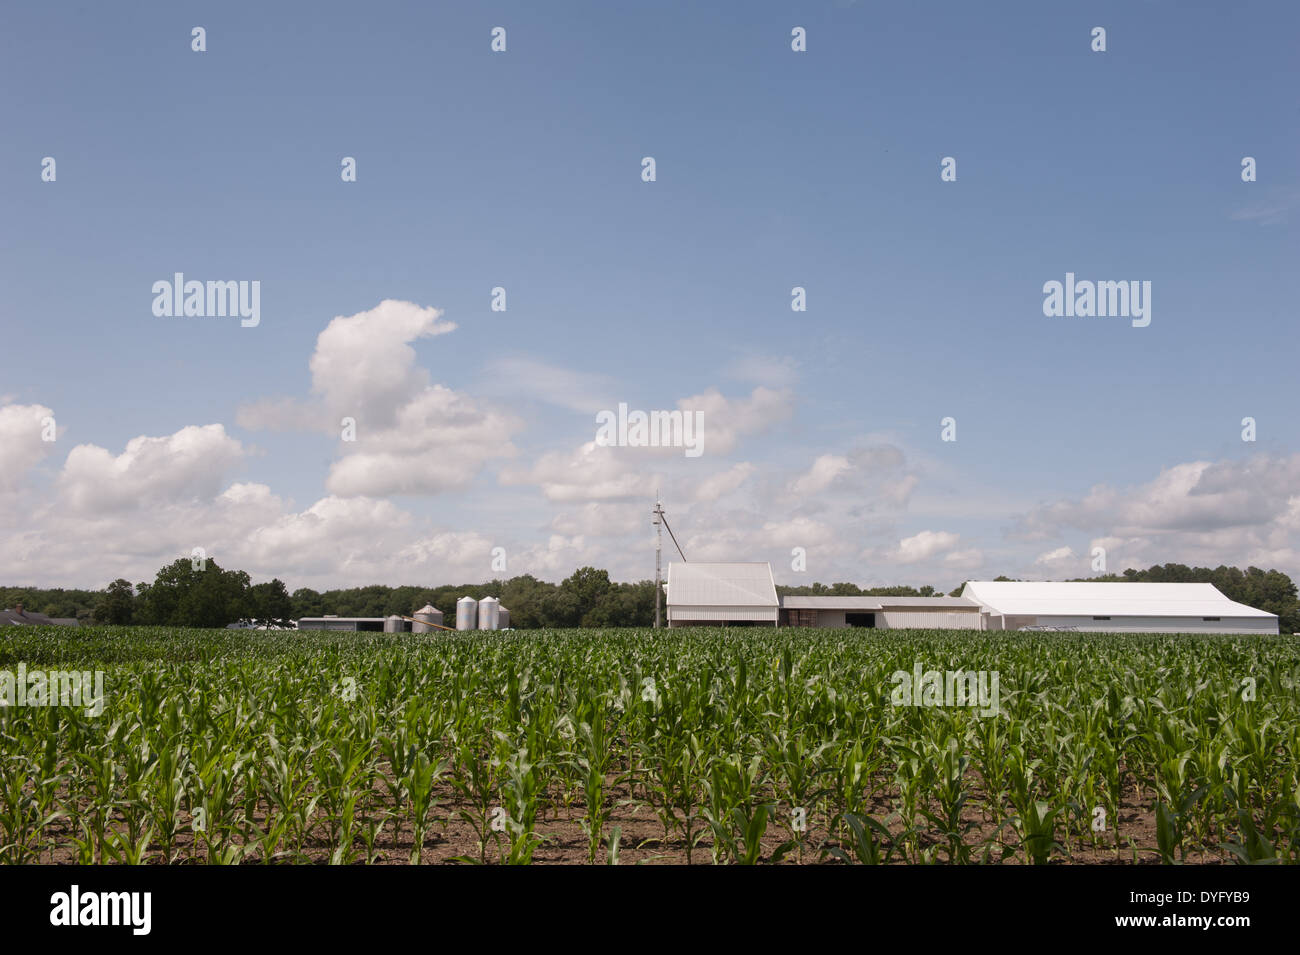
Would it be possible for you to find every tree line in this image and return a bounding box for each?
[2,560,1297,632]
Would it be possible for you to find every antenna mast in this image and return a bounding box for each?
[653,493,664,628]
[652,493,686,630]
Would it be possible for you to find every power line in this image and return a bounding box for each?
[660,512,686,562]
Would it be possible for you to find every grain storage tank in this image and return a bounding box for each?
[384,614,405,633]
[456,596,478,631]
[478,596,500,630]
[412,604,443,633]
[498,606,510,630]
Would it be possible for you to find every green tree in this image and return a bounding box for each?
[291,588,325,619]
[95,578,135,625]
[249,579,294,627]
[135,558,251,629]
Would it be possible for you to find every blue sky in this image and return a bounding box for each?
[2,1,1298,591]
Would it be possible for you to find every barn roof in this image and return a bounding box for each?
[960,581,1276,618]
[780,595,979,610]
[667,562,778,607]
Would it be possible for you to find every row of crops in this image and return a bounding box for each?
[1,626,1298,863]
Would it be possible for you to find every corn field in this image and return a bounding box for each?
[1,625,1298,864]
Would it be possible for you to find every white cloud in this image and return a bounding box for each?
[325,385,520,496]
[58,424,245,513]
[238,300,519,496]
[501,441,658,502]
[0,403,56,491]
[694,462,755,502]
[1035,545,1074,564]
[894,530,962,564]
[676,386,794,456]
[790,454,851,495]
[309,299,457,427]
[550,502,646,537]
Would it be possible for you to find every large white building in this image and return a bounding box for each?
[666,562,779,627]
[663,563,1280,633]
[961,580,1279,634]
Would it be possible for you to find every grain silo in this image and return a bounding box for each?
[477,596,500,630]
[383,615,405,633]
[456,596,478,631]
[412,604,444,633]
[498,606,510,629]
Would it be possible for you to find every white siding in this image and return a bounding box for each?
[668,605,779,623]
[877,611,980,630]
[1035,615,1278,634]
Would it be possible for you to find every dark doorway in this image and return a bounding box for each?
[845,613,875,628]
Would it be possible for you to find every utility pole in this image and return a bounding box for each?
[653,493,664,629]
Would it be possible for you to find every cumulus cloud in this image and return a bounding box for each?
[785,443,917,516]
[790,454,851,495]
[309,300,457,426]
[501,441,658,502]
[325,385,520,496]
[893,530,962,564]
[58,424,245,513]
[676,386,794,456]
[0,403,56,491]
[1019,457,1299,538]
[238,300,519,496]
[1009,454,1300,579]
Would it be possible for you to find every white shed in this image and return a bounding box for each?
[960,581,1278,634]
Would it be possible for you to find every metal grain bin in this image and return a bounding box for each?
[477,596,499,630]
[456,596,478,631]
[412,604,443,633]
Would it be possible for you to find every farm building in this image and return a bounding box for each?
[961,581,1279,634]
[664,562,987,629]
[780,595,980,629]
[0,604,79,627]
[297,616,396,632]
[664,564,1280,633]
[666,562,779,627]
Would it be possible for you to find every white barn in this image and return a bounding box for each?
[666,562,779,627]
[961,581,1278,634]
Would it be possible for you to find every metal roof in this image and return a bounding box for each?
[667,562,778,607]
[781,596,884,610]
[881,596,980,608]
[961,581,1276,619]
[779,595,979,610]
[0,609,70,626]
[297,621,384,628]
